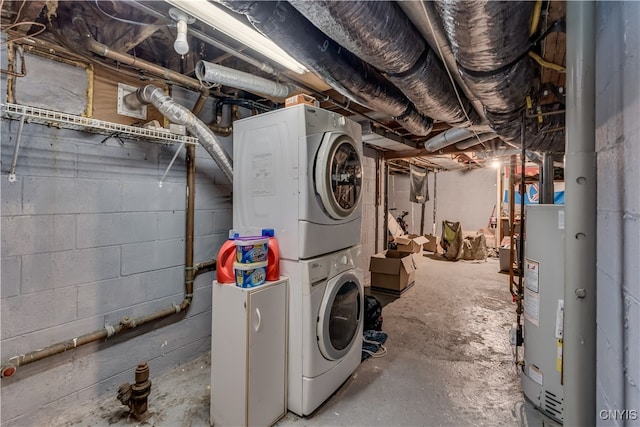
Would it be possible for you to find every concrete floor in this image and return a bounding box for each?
[51,254,560,426]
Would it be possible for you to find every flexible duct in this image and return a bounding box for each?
[216,0,433,136]
[195,60,296,99]
[289,0,478,126]
[424,128,487,152]
[125,85,233,183]
[397,1,486,122]
[434,1,534,142]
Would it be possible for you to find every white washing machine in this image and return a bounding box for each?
[233,104,363,260]
[282,246,364,416]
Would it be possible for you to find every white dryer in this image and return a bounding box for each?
[282,246,364,416]
[233,104,363,260]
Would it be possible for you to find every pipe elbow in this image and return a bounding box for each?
[1,365,17,378]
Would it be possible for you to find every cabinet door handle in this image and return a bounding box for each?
[254,308,262,332]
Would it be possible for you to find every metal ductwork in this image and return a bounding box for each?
[424,128,488,152]
[125,85,233,183]
[216,0,433,136]
[195,61,296,99]
[455,132,499,150]
[289,0,479,127]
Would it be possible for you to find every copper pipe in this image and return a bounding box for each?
[208,124,232,137]
[72,14,204,93]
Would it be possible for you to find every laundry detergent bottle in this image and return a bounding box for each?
[262,228,280,281]
[216,230,239,284]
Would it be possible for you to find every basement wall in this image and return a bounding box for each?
[358,146,384,286]
[389,167,496,238]
[595,2,640,425]
[0,55,232,424]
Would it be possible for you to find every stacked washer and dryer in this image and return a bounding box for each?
[233,104,365,416]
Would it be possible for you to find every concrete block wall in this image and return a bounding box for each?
[595,2,640,425]
[0,79,232,423]
[359,146,382,286]
[389,167,497,238]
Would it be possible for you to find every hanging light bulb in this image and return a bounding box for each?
[169,8,195,56]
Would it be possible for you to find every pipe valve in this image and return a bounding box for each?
[117,362,152,422]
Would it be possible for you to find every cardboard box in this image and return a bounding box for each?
[395,234,429,253]
[369,250,416,293]
[285,94,318,108]
[422,234,441,253]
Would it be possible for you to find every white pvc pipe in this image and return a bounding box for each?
[563,1,597,424]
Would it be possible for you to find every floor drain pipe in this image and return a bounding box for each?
[564,1,597,425]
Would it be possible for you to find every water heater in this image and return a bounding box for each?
[521,204,565,423]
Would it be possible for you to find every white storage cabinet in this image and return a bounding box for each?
[210,278,288,427]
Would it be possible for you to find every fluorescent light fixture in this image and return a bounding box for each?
[165,0,308,74]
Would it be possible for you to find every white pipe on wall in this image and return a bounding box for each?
[563,1,597,424]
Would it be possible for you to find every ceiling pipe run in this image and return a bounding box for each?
[125,85,233,183]
[129,1,279,76]
[195,60,296,99]
[72,13,205,93]
[216,0,433,136]
[289,0,479,127]
[424,128,487,152]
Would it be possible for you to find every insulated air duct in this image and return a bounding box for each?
[216,0,433,136]
[195,60,296,99]
[434,1,534,142]
[125,85,233,183]
[289,0,479,127]
[397,1,486,122]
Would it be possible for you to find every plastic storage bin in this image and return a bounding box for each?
[234,261,267,288]
[235,237,269,264]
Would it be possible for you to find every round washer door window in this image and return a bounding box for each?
[317,273,362,361]
[315,132,362,219]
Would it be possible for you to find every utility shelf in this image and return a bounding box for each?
[1,103,198,145]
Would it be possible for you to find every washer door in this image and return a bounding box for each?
[317,272,362,361]
[314,132,362,219]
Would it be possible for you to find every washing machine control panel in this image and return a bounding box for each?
[309,260,330,284]
[330,250,354,277]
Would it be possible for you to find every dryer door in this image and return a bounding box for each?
[314,132,362,220]
[317,272,362,361]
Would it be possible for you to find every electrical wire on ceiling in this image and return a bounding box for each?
[0,22,46,44]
